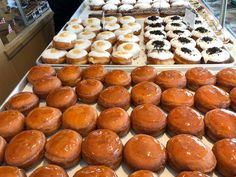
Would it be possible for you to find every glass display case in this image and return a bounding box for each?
[201,0,236,38]
[0,0,49,44]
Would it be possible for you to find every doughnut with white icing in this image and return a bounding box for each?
[97,31,117,44]
[91,40,113,53]
[174,47,202,64]
[111,51,133,64]
[117,42,141,58]
[88,50,111,64]
[78,31,96,42]
[123,22,142,35]
[66,49,88,64]
[202,47,230,64]
[148,49,175,64]
[42,48,67,64]
[53,31,77,50]
[74,39,92,52]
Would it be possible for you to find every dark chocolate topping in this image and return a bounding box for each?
[152,40,165,49]
[171,23,181,27]
[148,16,160,21]
[178,37,191,43]
[148,23,163,28]
[181,47,192,54]
[202,36,213,43]
[171,15,181,20]
[195,20,202,24]
[173,30,184,34]
[195,27,208,33]
[150,30,165,36]
[206,47,222,55]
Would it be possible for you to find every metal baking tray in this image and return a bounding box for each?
[0,66,229,177]
[35,0,236,68]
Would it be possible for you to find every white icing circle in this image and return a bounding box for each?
[83,18,101,27]
[66,49,88,58]
[171,0,190,6]
[89,0,105,6]
[104,16,118,24]
[123,22,142,33]
[104,23,120,31]
[84,25,102,32]
[42,48,67,59]
[106,0,120,5]
[114,27,133,36]
[117,42,141,58]
[152,1,170,9]
[148,50,174,60]
[164,15,183,24]
[89,50,111,57]
[137,0,152,3]
[118,33,140,43]
[119,16,136,24]
[74,39,91,50]
[134,3,152,9]
[97,31,116,40]
[175,47,202,62]
[53,31,77,43]
[91,40,112,51]
[118,4,134,11]
[145,16,164,24]
[66,24,84,34]
[121,0,136,4]
[102,3,118,11]
[67,18,82,25]
[192,27,215,39]
[112,51,134,59]
[78,31,96,40]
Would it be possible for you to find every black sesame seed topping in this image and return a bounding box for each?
[181,47,192,54]
[150,30,165,36]
[178,37,191,43]
[171,23,181,27]
[148,16,159,21]
[173,30,184,34]
[202,36,213,42]
[171,16,181,20]
[195,27,208,33]
[152,40,165,49]
[206,47,222,55]
[148,23,163,28]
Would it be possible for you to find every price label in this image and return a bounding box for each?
[184,7,197,29]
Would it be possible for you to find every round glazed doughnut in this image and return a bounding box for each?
[29,164,68,177]
[186,67,216,91]
[212,138,236,177]
[129,170,158,177]
[230,87,236,111]
[161,88,194,112]
[0,166,26,177]
[46,86,77,112]
[5,130,46,168]
[81,129,123,169]
[204,109,236,141]
[124,134,167,172]
[5,92,39,116]
[73,165,117,177]
[0,137,6,164]
[167,106,204,138]
[216,68,236,92]
[155,70,186,90]
[32,76,62,98]
[97,107,130,137]
[25,106,62,135]
[176,171,210,177]
[0,110,24,140]
[131,66,157,85]
[57,66,82,87]
[166,134,216,173]
[82,65,107,81]
[27,65,56,84]
[104,70,131,88]
[131,104,166,136]
[76,79,103,103]
[62,104,97,137]
[194,85,230,113]
[131,81,162,106]
[98,86,130,110]
[45,129,82,168]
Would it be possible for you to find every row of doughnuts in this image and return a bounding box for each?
[143,15,231,64]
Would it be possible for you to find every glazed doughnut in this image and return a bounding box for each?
[131,66,156,85]
[0,137,6,164]
[82,64,107,81]
[104,70,131,88]
[96,31,117,44]
[0,166,26,177]
[176,171,210,177]
[216,68,236,92]
[29,164,68,177]
[129,170,158,177]
[230,87,236,111]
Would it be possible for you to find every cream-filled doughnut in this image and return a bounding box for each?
[167,29,191,39]
[148,49,174,64]
[171,36,196,50]
[175,47,202,64]
[74,39,92,51]
[111,51,133,65]
[123,22,142,35]
[146,39,171,52]
[66,49,88,64]
[65,24,84,34]
[119,16,136,25]
[197,36,223,50]
[117,42,141,58]
[78,31,96,41]
[91,40,112,53]
[202,47,230,64]
[88,50,111,64]
[42,48,67,64]
[83,18,101,26]
[53,31,77,50]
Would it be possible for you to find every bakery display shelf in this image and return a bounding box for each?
[0,65,232,177]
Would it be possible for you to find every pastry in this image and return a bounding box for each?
[107,0,120,5]
[196,36,223,51]
[117,42,141,58]
[152,1,170,9]
[102,3,118,13]
[131,81,162,106]
[111,51,133,65]
[62,104,98,137]
[146,39,171,52]
[65,24,84,34]
[45,129,82,168]
[32,76,62,98]
[204,109,236,141]
[25,106,62,135]
[27,65,56,84]
[144,16,164,26]
[137,0,152,3]
[81,129,123,169]
[5,130,45,168]
[186,67,216,91]
[216,68,236,92]
[121,0,136,4]
[133,3,152,11]
[0,110,24,140]
[171,0,190,7]
[0,137,6,163]
[67,18,82,25]
[131,66,156,85]
[174,47,201,64]
[131,104,166,136]
[98,86,130,110]
[124,134,167,172]
[167,106,204,138]
[78,31,96,42]
[170,37,196,51]
[147,49,175,64]
[167,29,191,40]
[176,171,209,177]
[230,87,236,111]
[165,22,187,31]
[129,170,158,177]
[84,25,102,34]
[123,22,142,35]
[166,134,216,173]
[57,66,82,87]
[161,88,194,112]
[29,164,68,177]
[0,166,26,177]
[74,39,92,52]
[41,48,67,64]
[91,40,113,53]
[119,16,136,25]
[97,107,130,137]
[212,138,236,177]
[202,47,231,64]
[83,18,101,26]
[192,27,214,40]
[117,33,140,45]
[76,79,103,103]
[46,86,77,112]
[144,30,167,43]
[114,27,132,37]
[193,19,209,29]
[194,85,230,113]
[89,0,105,10]
[88,50,111,64]
[66,49,88,64]
[155,70,186,90]
[104,16,118,24]
[144,23,165,32]
[164,15,183,24]
[53,31,77,50]
[118,4,134,13]
[5,92,39,116]
[82,64,107,81]
[96,31,117,44]
[104,69,131,88]
[73,165,117,177]
[104,23,120,33]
